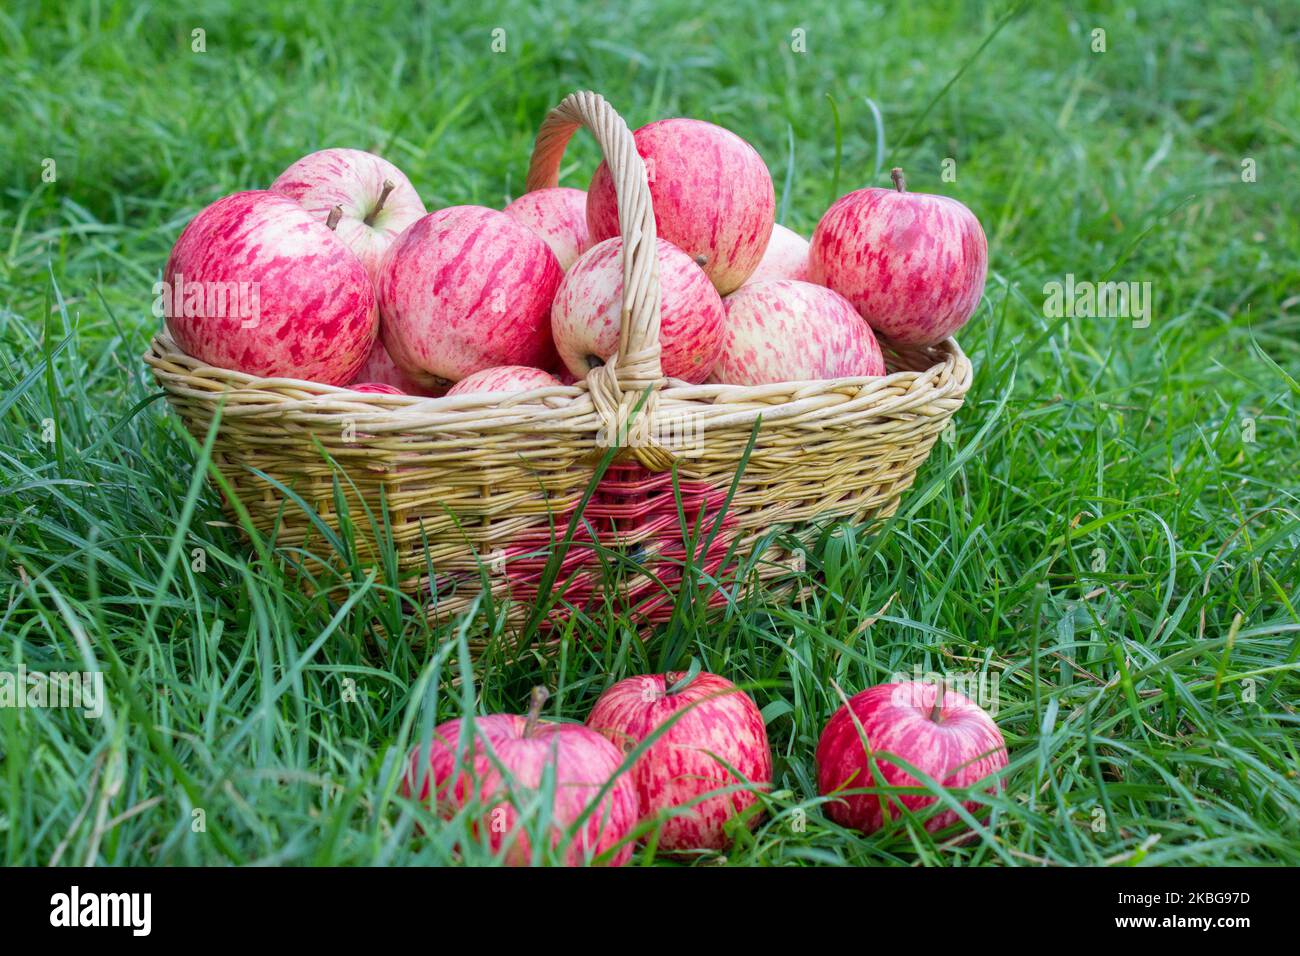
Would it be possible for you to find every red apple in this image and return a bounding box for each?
[551,237,724,383]
[586,118,775,295]
[585,671,772,852]
[808,168,987,346]
[446,365,563,397]
[742,223,810,286]
[348,339,445,396]
[163,190,377,385]
[503,187,590,271]
[350,382,403,395]
[816,682,1007,836]
[402,689,638,866]
[712,279,885,385]
[271,148,426,282]
[376,206,562,387]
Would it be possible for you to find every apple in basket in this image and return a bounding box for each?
[586,118,775,295]
[503,187,591,271]
[376,206,563,388]
[349,339,445,396]
[350,382,404,395]
[809,167,987,346]
[742,223,810,286]
[816,682,1008,836]
[551,237,724,383]
[271,148,427,282]
[402,688,638,865]
[586,671,772,852]
[711,279,885,386]
[162,190,377,385]
[446,365,563,397]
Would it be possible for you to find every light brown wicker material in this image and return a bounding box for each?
[145,91,973,637]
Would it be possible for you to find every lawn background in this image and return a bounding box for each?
[1,0,1298,865]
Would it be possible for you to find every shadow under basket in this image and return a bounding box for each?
[144,90,973,647]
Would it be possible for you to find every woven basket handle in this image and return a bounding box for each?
[525,92,673,470]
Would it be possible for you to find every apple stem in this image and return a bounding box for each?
[890,167,907,193]
[585,354,603,370]
[365,179,396,226]
[523,686,549,738]
[326,205,343,230]
[929,685,944,723]
[693,253,708,268]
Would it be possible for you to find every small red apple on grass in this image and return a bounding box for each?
[446,365,563,397]
[586,118,775,295]
[712,279,885,385]
[376,206,562,387]
[504,187,590,270]
[551,237,724,383]
[742,223,811,286]
[809,168,987,346]
[271,147,426,282]
[163,190,377,385]
[402,688,638,866]
[586,671,772,852]
[816,681,1007,836]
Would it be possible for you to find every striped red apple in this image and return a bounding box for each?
[712,279,885,385]
[446,365,563,397]
[586,671,772,852]
[402,688,637,866]
[504,187,590,271]
[270,148,426,282]
[816,681,1007,836]
[349,339,444,396]
[809,168,987,346]
[162,190,377,385]
[551,237,724,383]
[743,223,811,286]
[376,206,562,388]
[586,118,775,295]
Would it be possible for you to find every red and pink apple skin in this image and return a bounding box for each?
[446,365,563,397]
[504,187,590,271]
[586,118,775,295]
[349,381,404,395]
[551,237,725,383]
[809,174,987,346]
[816,682,1008,836]
[712,279,885,386]
[376,206,563,387]
[402,712,638,866]
[742,223,810,286]
[271,148,426,282]
[163,190,377,385]
[585,671,772,852]
[348,339,445,396]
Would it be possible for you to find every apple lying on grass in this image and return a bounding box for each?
[551,237,724,383]
[376,206,562,387]
[446,365,563,397]
[586,118,775,295]
[742,223,810,285]
[809,167,987,346]
[712,279,885,385]
[504,187,590,271]
[586,670,772,852]
[271,147,426,281]
[402,688,637,866]
[163,190,377,385]
[816,681,1007,836]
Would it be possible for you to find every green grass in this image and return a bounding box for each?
[1,0,1298,865]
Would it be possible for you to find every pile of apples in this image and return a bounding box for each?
[402,673,1007,863]
[162,118,987,396]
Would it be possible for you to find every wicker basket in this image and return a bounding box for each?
[145,91,972,639]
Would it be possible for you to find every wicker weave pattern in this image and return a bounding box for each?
[144,91,973,631]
